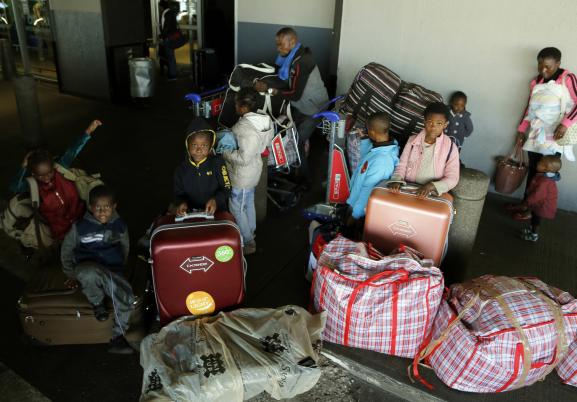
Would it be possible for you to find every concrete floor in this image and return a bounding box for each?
[0,78,576,401]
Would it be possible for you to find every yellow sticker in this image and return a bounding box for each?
[185,291,215,315]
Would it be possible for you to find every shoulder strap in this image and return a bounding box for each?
[25,177,40,208]
[25,176,45,251]
[54,163,78,181]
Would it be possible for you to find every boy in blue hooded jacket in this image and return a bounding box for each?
[346,112,399,219]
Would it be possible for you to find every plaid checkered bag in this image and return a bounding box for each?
[412,275,577,393]
[310,235,444,358]
[557,338,577,386]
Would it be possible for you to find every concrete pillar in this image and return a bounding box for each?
[0,39,16,81]
[445,167,490,284]
[13,75,43,147]
[255,156,268,223]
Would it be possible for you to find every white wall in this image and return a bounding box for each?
[337,0,577,211]
[237,0,335,28]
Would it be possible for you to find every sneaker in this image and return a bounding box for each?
[243,241,257,255]
[520,231,539,242]
[108,336,134,355]
[92,303,109,322]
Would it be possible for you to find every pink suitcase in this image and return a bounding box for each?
[150,212,245,325]
[363,182,453,266]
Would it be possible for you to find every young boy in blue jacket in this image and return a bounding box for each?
[61,185,134,354]
[346,112,399,219]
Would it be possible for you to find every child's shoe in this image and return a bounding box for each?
[243,241,257,255]
[520,230,539,242]
[92,303,109,321]
[108,336,134,354]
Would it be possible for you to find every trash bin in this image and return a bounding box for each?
[129,57,155,98]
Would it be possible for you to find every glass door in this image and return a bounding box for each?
[0,0,57,81]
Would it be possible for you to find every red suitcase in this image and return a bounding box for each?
[150,212,245,325]
[363,182,454,266]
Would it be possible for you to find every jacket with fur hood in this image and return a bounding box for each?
[224,112,274,189]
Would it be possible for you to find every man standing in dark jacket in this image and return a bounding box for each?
[254,27,329,187]
[158,0,181,80]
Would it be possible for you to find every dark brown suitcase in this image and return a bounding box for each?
[150,212,245,326]
[363,182,454,266]
[18,263,145,346]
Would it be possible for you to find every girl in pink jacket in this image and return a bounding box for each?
[389,102,460,197]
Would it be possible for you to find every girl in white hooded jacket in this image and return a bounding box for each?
[223,88,274,255]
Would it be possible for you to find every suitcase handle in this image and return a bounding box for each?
[174,212,215,222]
[385,181,442,198]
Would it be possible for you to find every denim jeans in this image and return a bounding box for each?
[229,187,256,244]
[160,40,177,78]
[74,262,134,337]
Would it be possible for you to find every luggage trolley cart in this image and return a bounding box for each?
[184,88,304,211]
[303,98,351,222]
[184,85,228,119]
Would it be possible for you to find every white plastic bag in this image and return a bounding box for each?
[140,306,326,401]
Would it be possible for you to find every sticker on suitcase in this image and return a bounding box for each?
[186,291,216,315]
[180,256,215,274]
[388,220,417,238]
[215,245,234,262]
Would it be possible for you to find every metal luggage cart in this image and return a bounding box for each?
[184,85,228,119]
[302,97,351,222]
[184,87,304,211]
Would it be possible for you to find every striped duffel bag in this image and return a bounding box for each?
[311,235,444,358]
[339,63,402,128]
[412,275,577,392]
[389,81,443,148]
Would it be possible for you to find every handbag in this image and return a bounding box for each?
[165,30,187,49]
[494,142,527,194]
[556,123,577,146]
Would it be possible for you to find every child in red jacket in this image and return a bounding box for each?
[519,155,561,242]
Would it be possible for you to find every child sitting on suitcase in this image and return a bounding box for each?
[445,91,474,152]
[516,155,561,242]
[61,185,134,354]
[346,112,399,219]
[222,88,274,255]
[388,102,460,198]
[174,118,232,217]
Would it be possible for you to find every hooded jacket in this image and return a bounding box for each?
[223,112,274,189]
[61,210,129,277]
[38,170,85,241]
[347,139,400,219]
[174,119,232,211]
